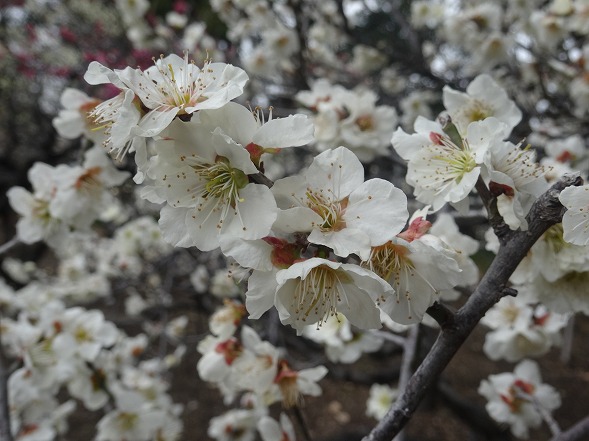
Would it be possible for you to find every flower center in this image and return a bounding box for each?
[306,189,347,232]
[435,149,476,184]
[152,53,210,112]
[75,166,103,194]
[501,380,536,413]
[367,242,414,284]
[292,265,347,326]
[355,115,374,131]
[463,99,493,123]
[192,157,248,207]
[116,412,139,431]
[365,241,438,319]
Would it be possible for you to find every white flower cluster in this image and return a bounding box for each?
[197,300,325,440]
[393,74,547,227]
[296,79,399,162]
[7,146,129,249]
[479,360,561,439]
[1,295,183,441]
[486,221,589,317]
[38,51,486,335]
[1,210,185,440]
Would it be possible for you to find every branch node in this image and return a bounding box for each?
[502,287,518,297]
[426,302,456,330]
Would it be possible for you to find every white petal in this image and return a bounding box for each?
[252,114,315,148]
[305,147,364,199]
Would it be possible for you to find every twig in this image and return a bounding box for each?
[559,314,575,365]
[0,237,19,256]
[291,405,313,441]
[394,324,419,441]
[249,172,274,188]
[287,0,310,91]
[370,330,406,347]
[553,416,589,441]
[361,174,582,441]
[475,177,510,242]
[397,325,418,394]
[516,391,561,438]
[0,318,14,441]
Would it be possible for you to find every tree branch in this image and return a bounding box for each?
[362,174,582,441]
[425,302,455,330]
[0,320,14,441]
[553,416,589,441]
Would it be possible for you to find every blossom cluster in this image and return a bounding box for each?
[4,0,589,438]
[197,300,326,440]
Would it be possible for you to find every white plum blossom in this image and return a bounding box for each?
[95,388,164,441]
[209,300,247,340]
[152,118,278,251]
[364,230,462,325]
[51,307,119,362]
[297,81,398,161]
[270,360,328,408]
[117,53,249,137]
[481,296,567,362]
[52,88,103,142]
[429,213,480,292]
[7,163,67,246]
[83,53,248,157]
[272,146,408,260]
[483,140,548,230]
[559,184,589,246]
[392,116,508,212]
[366,384,398,420]
[196,335,243,385]
[302,313,384,363]
[338,89,398,162]
[258,414,296,441]
[248,257,394,334]
[478,360,561,439]
[208,409,259,441]
[196,101,314,168]
[49,146,130,230]
[83,62,142,158]
[443,74,522,136]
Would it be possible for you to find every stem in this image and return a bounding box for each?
[0,237,19,256]
[516,391,561,437]
[291,405,313,441]
[370,330,406,347]
[553,416,589,441]
[393,324,419,441]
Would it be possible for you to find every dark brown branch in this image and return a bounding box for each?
[474,177,511,242]
[553,416,589,441]
[249,172,274,188]
[362,174,583,441]
[287,0,310,91]
[425,302,455,330]
[0,320,14,441]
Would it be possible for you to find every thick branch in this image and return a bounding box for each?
[362,174,582,441]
